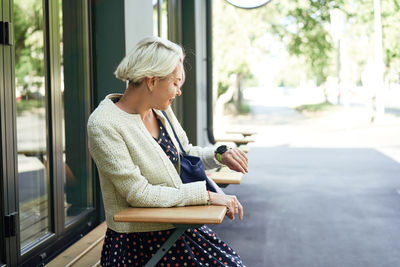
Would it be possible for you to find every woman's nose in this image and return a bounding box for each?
[176,88,182,96]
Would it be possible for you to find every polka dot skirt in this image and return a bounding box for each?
[100,225,245,266]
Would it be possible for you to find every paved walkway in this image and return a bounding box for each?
[212,97,400,266]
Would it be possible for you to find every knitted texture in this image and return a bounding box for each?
[87,94,220,233]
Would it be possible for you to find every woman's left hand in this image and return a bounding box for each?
[221,148,248,173]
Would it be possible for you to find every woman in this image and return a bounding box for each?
[88,36,248,266]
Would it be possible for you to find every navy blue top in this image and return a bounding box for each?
[154,118,179,165]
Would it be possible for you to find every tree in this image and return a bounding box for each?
[14,0,44,98]
[270,0,344,86]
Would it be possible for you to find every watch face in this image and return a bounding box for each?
[216,145,228,154]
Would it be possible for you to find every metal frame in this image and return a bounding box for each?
[206,0,216,144]
[168,0,184,123]
[2,0,19,264]
[145,224,202,267]
[0,0,103,265]
[0,0,7,263]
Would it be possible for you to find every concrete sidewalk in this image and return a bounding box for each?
[212,102,400,267]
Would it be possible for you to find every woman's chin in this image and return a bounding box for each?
[160,103,170,110]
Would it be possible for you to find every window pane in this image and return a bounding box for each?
[160,0,168,39]
[153,0,168,39]
[14,0,50,250]
[153,0,159,36]
[60,0,93,225]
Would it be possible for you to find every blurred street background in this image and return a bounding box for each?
[210,1,400,265]
[212,87,400,267]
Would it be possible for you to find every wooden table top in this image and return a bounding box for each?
[226,131,257,137]
[209,171,243,184]
[214,138,254,146]
[114,205,227,224]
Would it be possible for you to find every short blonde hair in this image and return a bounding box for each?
[115,36,184,85]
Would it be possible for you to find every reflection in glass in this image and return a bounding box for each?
[61,0,93,224]
[160,0,168,39]
[153,0,168,39]
[153,0,159,36]
[14,0,50,250]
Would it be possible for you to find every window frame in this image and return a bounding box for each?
[0,0,101,265]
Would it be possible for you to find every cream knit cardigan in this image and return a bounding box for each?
[87,94,220,233]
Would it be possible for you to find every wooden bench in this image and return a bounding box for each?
[114,205,226,267]
[46,222,106,267]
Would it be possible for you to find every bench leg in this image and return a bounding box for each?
[144,224,202,267]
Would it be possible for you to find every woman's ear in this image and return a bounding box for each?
[145,77,157,92]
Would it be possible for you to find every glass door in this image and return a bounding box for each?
[0,0,95,265]
[60,0,93,226]
[14,0,51,251]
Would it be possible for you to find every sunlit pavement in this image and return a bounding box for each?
[212,88,400,267]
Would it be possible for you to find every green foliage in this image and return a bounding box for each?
[239,102,251,114]
[381,1,400,82]
[213,1,272,97]
[271,0,343,86]
[342,0,400,84]
[16,99,44,115]
[217,82,229,97]
[295,101,338,113]
[14,0,44,93]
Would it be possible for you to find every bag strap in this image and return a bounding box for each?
[161,110,186,154]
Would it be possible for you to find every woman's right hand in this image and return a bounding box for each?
[209,192,243,221]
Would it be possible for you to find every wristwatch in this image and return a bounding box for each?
[215,145,228,164]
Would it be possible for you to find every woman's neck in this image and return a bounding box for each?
[115,84,152,120]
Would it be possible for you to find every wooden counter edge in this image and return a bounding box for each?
[212,178,241,184]
[114,205,227,225]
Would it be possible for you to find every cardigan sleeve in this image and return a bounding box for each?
[88,120,208,207]
[165,108,221,170]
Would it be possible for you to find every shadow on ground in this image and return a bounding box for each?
[211,146,400,267]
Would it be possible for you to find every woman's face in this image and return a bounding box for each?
[152,63,184,110]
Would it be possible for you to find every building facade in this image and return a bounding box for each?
[0,0,214,265]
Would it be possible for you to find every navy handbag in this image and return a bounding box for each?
[161,111,220,193]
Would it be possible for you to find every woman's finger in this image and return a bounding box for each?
[237,199,244,221]
[229,198,237,220]
[232,150,248,173]
[237,149,248,164]
[226,206,234,220]
[235,149,248,169]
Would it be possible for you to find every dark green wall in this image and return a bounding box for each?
[91,0,126,221]
[181,0,198,145]
[92,0,126,106]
